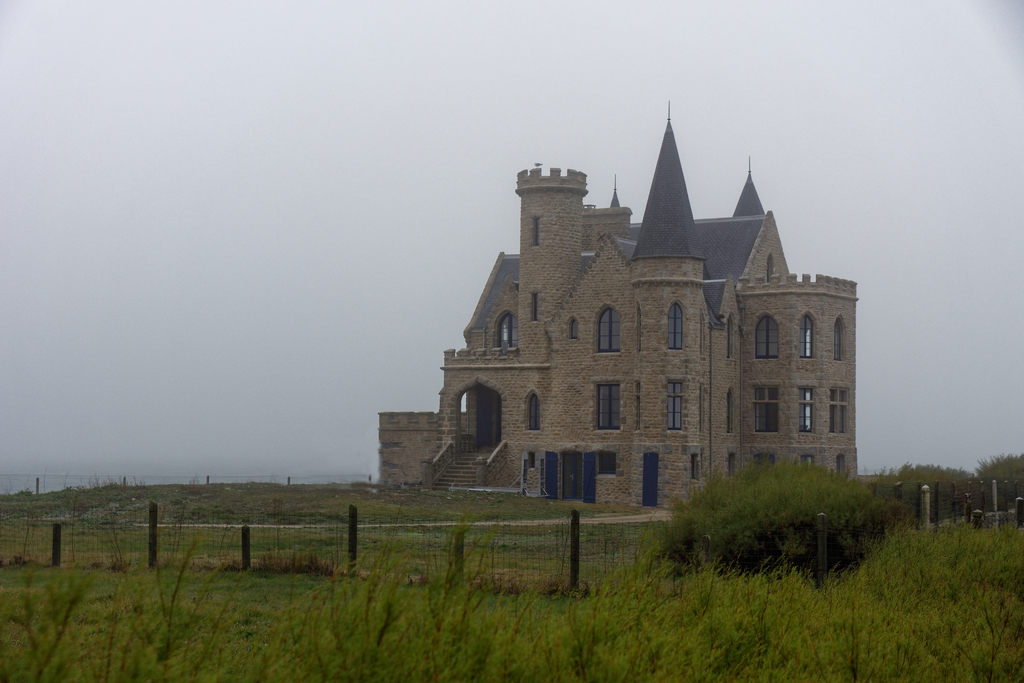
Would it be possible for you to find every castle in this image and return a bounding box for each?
[379,121,857,506]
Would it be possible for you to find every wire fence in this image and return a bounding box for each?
[0,474,371,496]
[0,502,652,591]
[873,479,1023,526]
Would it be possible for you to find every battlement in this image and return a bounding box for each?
[444,346,526,366]
[737,272,858,297]
[378,411,438,428]
[516,167,588,196]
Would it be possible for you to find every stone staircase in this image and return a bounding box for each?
[434,449,491,488]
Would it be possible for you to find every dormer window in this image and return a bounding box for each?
[498,314,518,348]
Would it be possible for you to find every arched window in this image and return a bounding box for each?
[569,318,578,340]
[766,254,774,283]
[667,304,682,350]
[726,315,733,358]
[498,313,518,348]
[598,308,620,352]
[800,315,813,358]
[833,318,843,360]
[528,394,540,430]
[755,316,778,358]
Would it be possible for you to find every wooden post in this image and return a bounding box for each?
[148,502,158,568]
[700,535,711,565]
[36,477,39,495]
[816,512,827,588]
[347,504,357,571]
[963,495,971,525]
[570,509,580,590]
[992,480,999,529]
[51,523,61,567]
[922,485,931,530]
[122,476,126,487]
[206,475,209,485]
[287,476,291,486]
[1016,498,1023,530]
[241,525,251,570]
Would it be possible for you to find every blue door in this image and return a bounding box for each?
[544,451,558,499]
[642,452,658,507]
[583,452,596,503]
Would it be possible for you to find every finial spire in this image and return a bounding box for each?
[748,156,751,174]
[614,174,617,191]
[610,174,620,208]
[667,101,671,121]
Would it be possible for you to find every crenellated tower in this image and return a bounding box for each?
[515,167,588,360]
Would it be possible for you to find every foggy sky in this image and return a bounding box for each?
[1,0,1022,479]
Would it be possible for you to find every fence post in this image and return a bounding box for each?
[148,502,158,568]
[816,512,827,588]
[347,504,358,572]
[972,509,983,529]
[570,509,580,590]
[700,535,711,566]
[287,476,291,486]
[52,523,61,567]
[206,475,209,485]
[922,485,931,530]
[1016,498,1023,530]
[421,458,434,491]
[36,477,39,495]
[242,525,251,570]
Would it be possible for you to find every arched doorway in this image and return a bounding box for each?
[473,385,502,448]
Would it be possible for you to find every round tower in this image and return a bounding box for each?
[515,167,587,359]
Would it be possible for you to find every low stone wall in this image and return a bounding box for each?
[378,412,438,486]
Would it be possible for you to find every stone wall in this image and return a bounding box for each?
[378,412,438,486]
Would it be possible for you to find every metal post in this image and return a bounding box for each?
[700,535,711,565]
[1016,498,1023,530]
[570,509,580,590]
[241,525,251,570]
[816,512,827,588]
[922,485,931,530]
[347,504,358,571]
[993,479,999,529]
[148,502,158,568]
[52,523,61,567]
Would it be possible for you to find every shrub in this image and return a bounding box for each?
[660,460,911,572]
[975,453,1024,479]
[873,461,972,483]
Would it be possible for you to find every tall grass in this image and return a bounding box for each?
[2,523,1023,681]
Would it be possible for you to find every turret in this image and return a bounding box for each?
[515,167,588,359]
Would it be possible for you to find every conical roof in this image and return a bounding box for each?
[732,172,764,217]
[610,188,620,207]
[632,121,702,259]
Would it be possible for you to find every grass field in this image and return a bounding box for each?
[2,523,1023,681]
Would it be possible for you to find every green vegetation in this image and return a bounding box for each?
[660,461,911,570]
[976,453,1024,479]
[2,524,1023,681]
[872,462,974,483]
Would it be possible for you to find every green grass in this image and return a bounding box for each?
[2,524,1023,681]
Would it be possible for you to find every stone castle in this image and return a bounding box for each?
[379,121,857,506]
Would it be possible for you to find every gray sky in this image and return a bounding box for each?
[1,0,1022,478]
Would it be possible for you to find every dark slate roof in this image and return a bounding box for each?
[470,255,519,331]
[632,121,703,259]
[733,172,765,217]
[703,280,726,328]
[693,216,764,281]
[610,189,620,208]
[615,237,636,258]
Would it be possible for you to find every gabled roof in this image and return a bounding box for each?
[703,280,727,328]
[632,121,703,259]
[469,255,519,331]
[733,172,765,217]
[693,216,765,281]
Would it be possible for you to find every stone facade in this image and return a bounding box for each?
[379,123,857,506]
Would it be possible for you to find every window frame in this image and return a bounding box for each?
[667,382,682,431]
[497,313,518,348]
[667,303,682,350]
[833,318,844,361]
[598,308,621,353]
[754,387,779,432]
[798,388,813,433]
[597,452,617,474]
[569,318,578,340]
[755,316,779,359]
[528,394,540,431]
[597,384,621,430]
[800,315,813,358]
[829,389,848,434]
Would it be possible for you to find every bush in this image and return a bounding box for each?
[873,461,972,483]
[660,461,911,572]
[975,453,1024,479]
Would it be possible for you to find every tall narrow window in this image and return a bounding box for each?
[754,387,779,432]
[799,388,813,432]
[836,454,846,475]
[598,308,620,352]
[833,319,843,360]
[698,385,704,432]
[528,394,540,430]
[533,217,540,246]
[597,384,620,429]
[690,453,700,480]
[766,254,774,283]
[726,315,733,358]
[532,293,538,322]
[700,313,705,355]
[569,318,578,340]
[728,453,736,476]
[829,389,847,433]
[755,316,778,358]
[800,316,813,358]
[634,381,641,431]
[498,314,518,348]
[726,389,733,433]
[667,382,682,430]
[667,304,682,350]
[636,306,642,350]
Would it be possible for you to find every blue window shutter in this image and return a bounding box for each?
[545,451,558,500]
[583,452,596,503]
[642,452,659,507]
